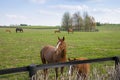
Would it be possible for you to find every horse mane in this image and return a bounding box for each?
[55,41,66,58]
[55,48,66,58]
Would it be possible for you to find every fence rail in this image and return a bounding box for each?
[0,56,120,80]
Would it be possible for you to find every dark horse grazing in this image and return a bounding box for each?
[68,28,73,34]
[68,58,90,80]
[40,37,67,80]
[16,27,23,33]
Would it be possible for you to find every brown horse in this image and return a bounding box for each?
[5,29,11,33]
[68,58,90,80]
[68,28,73,34]
[54,30,60,33]
[40,37,67,80]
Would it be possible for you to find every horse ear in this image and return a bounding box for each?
[68,58,71,61]
[63,37,65,41]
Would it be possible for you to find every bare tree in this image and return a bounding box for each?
[61,12,71,30]
[90,16,96,31]
[61,11,96,32]
[83,12,96,31]
[72,12,83,31]
[83,12,90,31]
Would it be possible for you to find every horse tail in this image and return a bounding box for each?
[40,50,46,64]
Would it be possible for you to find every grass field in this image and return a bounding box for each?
[0,25,120,79]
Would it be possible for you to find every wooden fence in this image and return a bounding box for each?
[0,56,120,80]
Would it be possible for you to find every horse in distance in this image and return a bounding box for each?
[54,30,61,33]
[40,37,67,80]
[68,57,90,80]
[68,28,73,34]
[5,29,11,33]
[16,27,23,33]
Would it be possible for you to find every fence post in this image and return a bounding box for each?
[113,56,120,80]
[28,64,37,80]
[114,56,120,68]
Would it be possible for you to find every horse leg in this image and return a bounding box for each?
[61,67,64,75]
[82,74,87,80]
[60,67,65,80]
[43,62,48,80]
[77,73,86,80]
[40,52,48,80]
[76,75,79,80]
[55,68,58,80]
[44,68,48,80]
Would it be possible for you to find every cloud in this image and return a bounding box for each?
[38,10,61,16]
[30,0,47,4]
[91,8,120,24]
[113,8,120,13]
[50,4,89,11]
[60,0,104,3]
[6,14,27,20]
[30,0,105,4]
[89,0,104,2]
[91,8,120,14]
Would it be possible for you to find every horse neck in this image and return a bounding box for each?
[56,48,66,58]
[55,41,67,59]
[63,49,66,55]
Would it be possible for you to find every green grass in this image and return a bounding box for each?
[0,25,120,79]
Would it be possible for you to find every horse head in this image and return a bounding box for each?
[55,37,66,55]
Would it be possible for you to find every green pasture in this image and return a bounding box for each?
[0,25,120,79]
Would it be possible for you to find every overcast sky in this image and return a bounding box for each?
[0,0,120,26]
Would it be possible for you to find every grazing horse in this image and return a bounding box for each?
[68,28,73,34]
[54,30,60,33]
[5,29,11,33]
[68,58,90,80]
[40,37,67,80]
[16,27,23,33]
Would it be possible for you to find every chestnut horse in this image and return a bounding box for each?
[5,29,11,33]
[54,30,60,33]
[40,37,67,80]
[68,28,73,34]
[68,58,90,80]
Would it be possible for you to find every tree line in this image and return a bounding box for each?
[61,12,97,32]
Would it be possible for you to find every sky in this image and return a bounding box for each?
[0,0,120,26]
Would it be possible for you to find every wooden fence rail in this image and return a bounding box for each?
[0,56,120,80]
